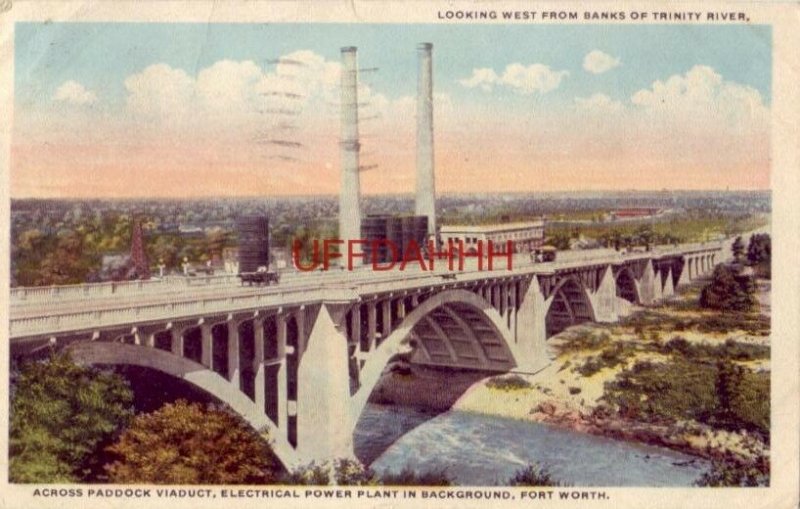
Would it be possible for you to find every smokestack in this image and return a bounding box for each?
[415,42,437,245]
[339,46,362,257]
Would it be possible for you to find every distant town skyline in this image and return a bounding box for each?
[12,23,771,198]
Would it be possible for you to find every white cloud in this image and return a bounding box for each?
[630,65,768,132]
[582,50,621,74]
[122,51,343,139]
[124,64,194,117]
[459,68,499,91]
[574,93,623,114]
[53,80,97,105]
[460,63,568,95]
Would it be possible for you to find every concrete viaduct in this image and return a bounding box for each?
[8,244,721,467]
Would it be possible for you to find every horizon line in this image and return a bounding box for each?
[9,188,773,201]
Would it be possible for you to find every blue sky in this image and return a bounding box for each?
[12,22,773,197]
[15,22,772,109]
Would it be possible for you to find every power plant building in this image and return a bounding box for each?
[439,220,545,255]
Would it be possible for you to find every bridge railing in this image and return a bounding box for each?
[9,274,246,303]
[9,286,359,340]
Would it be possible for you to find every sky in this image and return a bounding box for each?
[12,23,772,198]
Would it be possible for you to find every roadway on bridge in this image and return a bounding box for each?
[8,243,720,322]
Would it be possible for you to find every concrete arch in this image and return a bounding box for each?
[544,276,596,337]
[65,341,299,468]
[349,289,519,420]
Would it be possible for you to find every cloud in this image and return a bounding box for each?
[460,63,568,94]
[582,50,621,74]
[630,65,768,132]
[574,93,623,114]
[122,51,343,140]
[459,68,499,91]
[53,80,97,105]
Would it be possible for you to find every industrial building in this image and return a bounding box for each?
[439,220,545,255]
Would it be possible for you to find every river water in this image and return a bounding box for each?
[354,403,710,487]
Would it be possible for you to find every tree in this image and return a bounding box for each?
[105,400,283,484]
[10,352,134,483]
[746,233,771,278]
[746,234,771,265]
[731,236,745,262]
[700,265,755,312]
[35,231,98,285]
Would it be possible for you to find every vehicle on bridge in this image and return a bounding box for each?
[238,265,281,286]
[533,245,558,262]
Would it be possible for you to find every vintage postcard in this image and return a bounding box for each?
[0,1,798,508]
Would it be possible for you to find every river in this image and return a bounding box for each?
[354,403,710,487]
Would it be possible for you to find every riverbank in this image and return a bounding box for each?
[454,279,770,468]
[371,279,770,473]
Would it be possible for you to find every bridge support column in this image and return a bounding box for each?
[677,260,691,287]
[515,277,549,373]
[133,324,167,348]
[652,270,663,303]
[276,315,288,435]
[296,304,355,463]
[592,266,618,322]
[508,281,518,339]
[350,307,361,348]
[169,325,187,357]
[253,319,266,417]
[662,268,675,298]
[201,323,214,370]
[227,320,240,390]
[638,260,656,305]
[381,300,391,341]
[366,302,377,352]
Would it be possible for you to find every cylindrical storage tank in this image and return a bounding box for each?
[401,216,417,254]
[412,215,429,251]
[237,215,269,273]
[361,215,389,265]
[385,216,405,264]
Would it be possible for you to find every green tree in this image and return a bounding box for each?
[715,360,770,438]
[10,352,134,483]
[700,265,755,312]
[731,236,745,262]
[746,234,771,265]
[36,231,98,285]
[105,400,283,484]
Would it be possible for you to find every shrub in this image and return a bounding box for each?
[334,458,379,486]
[694,456,769,487]
[281,462,331,485]
[603,358,769,439]
[486,375,532,391]
[507,464,564,486]
[575,343,633,377]
[379,467,453,486]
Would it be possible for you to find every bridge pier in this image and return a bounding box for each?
[296,304,355,463]
[652,270,663,302]
[663,268,675,298]
[515,277,549,373]
[227,320,241,390]
[638,260,656,305]
[591,266,618,322]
